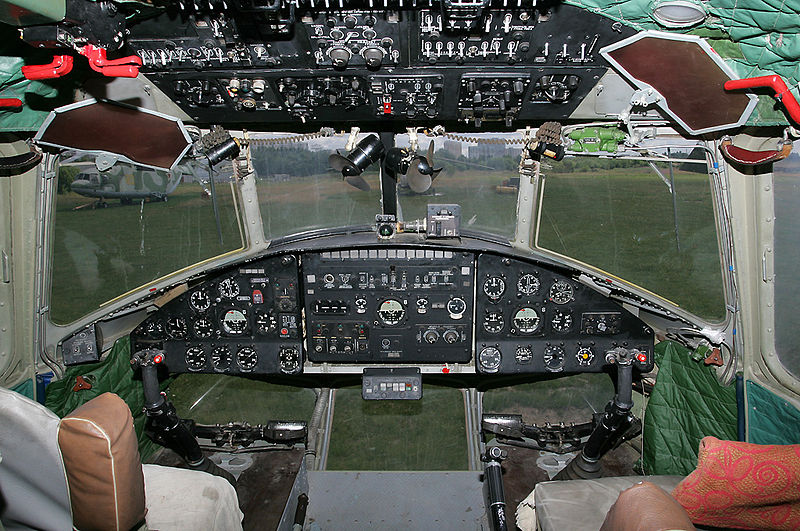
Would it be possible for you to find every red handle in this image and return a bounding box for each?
[20,55,74,80]
[80,45,142,78]
[724,74,800,125]
[0,98,23,109]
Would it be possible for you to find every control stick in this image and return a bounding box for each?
[554,347,637,480]
[131,349,236,485]
[483,446,509,531]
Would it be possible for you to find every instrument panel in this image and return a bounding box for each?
[130,248,654,375]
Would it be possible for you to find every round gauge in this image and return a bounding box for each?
[483,311,504,333]
[549,280,574,305]
[237,346,258,371]
[517,273,540,295]
[478,346,502,373]
[550,309,573,333]
[447,297,467,319]
[543,345,566,372]
[192,318,214,339]
[144,319,165,339]
[515,345,533,364]
[279,347,301,374]
[221,309,248,335]
[378,299,405,326]
[576,347,594,366]
[218,278,240,299]
[189,289,212,312]
[167,317,187,339]
[211,346,232,371]
[513,307,541,334]
[255,312,277,334]
[185,346,206,371]
[482,276,506,301]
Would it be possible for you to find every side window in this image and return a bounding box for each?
[535,146,726,321]
[50,152,244,324]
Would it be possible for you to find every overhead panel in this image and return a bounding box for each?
[600,31,758,134]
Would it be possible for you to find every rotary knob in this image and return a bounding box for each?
[363,47,385,69]
[329,47,351,68]
[423,329,440,344]
[443,329,459,344]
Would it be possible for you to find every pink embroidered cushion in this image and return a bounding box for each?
[671,436,800,530]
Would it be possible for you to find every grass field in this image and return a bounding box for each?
[326,385,469,471]
[538,165,725,321]
[50,181,243,324]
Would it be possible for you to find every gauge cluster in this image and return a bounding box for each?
[131,254,303,376]
[302,249,474,364]
[474,254,653,375]
[130,248,653,376]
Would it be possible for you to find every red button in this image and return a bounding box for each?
[383,101,392,114]
[636,352,647,363]
[154,354,164,364]
[281,328,289,335]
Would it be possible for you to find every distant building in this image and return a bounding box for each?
[468,143,508,159]
[443,140,462,157]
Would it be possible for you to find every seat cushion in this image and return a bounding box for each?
[142,464,244,531]
[58,392,146,531]
[600,481,696,531]
[0,387,72,531]
[518,475,684,531]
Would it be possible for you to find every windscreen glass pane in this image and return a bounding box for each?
[394,133,520,239]
[326,385,468,470]
[773,149,800,378]
[253,133,378,239]
[535,145,725,321]
[51,152,244,324]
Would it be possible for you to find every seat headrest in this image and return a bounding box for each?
[58,392,146,531]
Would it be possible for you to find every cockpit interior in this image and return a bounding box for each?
[1,0,800,529]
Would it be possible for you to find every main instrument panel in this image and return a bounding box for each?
[131,247,654,376]
[124,1,635,128]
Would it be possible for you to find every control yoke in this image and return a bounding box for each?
[482,347,641,479]
[131,349,236,485]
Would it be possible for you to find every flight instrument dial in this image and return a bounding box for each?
[483,310,504,333]
[551,309,573,332]
[193,318,214,338]
[189,289,212,312]
[513,307,541,334]
[482,276,506,300]
[218,278,240,299]
[447,297,467,319]
[221,309,248,335]
[378,299,406,326]
[211,346,232,371]
[549,281,574,304]
[517,273,540,295]
[185,346,206,371]
[543,345,565,372]
[479,346,502,373]
[237,347,258,371]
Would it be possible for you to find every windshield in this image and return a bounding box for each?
[535,143,726,321]
[50,152,245,324]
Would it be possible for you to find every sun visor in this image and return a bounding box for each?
[34,99,192,171]
[600,32,758,135]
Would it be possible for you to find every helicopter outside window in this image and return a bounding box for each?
[49,151,245,324]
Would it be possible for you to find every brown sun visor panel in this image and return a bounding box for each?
[601,32,757,135]
[34,99,192,170]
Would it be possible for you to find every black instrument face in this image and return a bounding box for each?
[132,247,654,376]
[474,253,653,374]
[132,254,302,376]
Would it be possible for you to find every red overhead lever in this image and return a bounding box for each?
[79,45,142,78]
[21,54,74,80]
[724,75,800,125]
